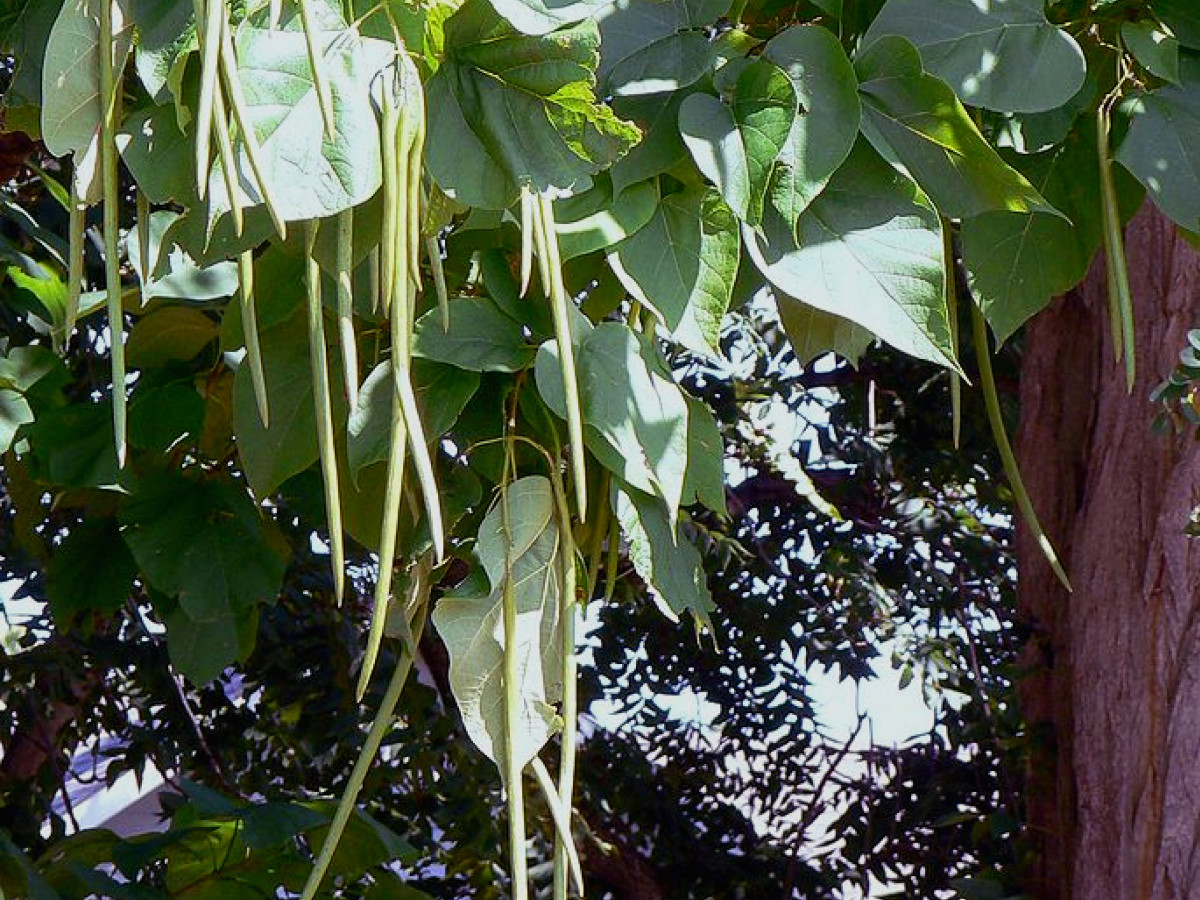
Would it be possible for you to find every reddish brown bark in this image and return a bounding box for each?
[1018,206,1200,900]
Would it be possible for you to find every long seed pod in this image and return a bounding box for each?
[99,0,126,467]
[355,386,408,701]
[394,93,414,318]
[499,455,530,900]
[238,250,269,426]
[530,758,585,897]
[380,54,446,558]
[519,185,535,297]
[547,463,582,900]
[972,304,1071,591]
[218,14,287,238]
[336,209,358,407]
[1097,105,1136,392]
[391,300,446,562]
[306,222,346,603]
[297,0,336,137]
[193,0,223,199]
[406,98,424,286]
[378,71,399,318]
[427,234,449,330]
[369,245,381,315]
[537,194,588,517]
[603,511,620,604]
[300,568,430,900]
[62,183,86,353]
[135,188,151,285]
[268,0,282,29]
[212,85,244,237]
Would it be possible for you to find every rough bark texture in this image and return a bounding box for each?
[1018,206,1200,900]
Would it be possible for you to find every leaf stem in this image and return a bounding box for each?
[238,250,269,426]
[971,304,1071,591]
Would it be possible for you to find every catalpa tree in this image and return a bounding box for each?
[0,0,1197,897]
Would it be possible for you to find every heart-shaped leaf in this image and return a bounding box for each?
[763,25,860,226]
[679,58,796,225]
[431,476,564,779]
[856,36,1060,220]
[426,0,640,209]
[747,140,954,369]
[864,0,1086,113]
[611,185,739,357]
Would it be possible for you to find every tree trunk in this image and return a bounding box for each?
[1018,205,1200,900]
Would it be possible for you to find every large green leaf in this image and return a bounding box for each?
[681,396,726,515]
[855,36,1058,220]
[129,0,193,102]
[1122,20,1180,84]
[487,0,614,36]
[1150,0,1200,50]
[120,471,289,623]
[535,322,689,521]
[23,400,120,488]
[40,0,134,160]
[609,91,691,194]
[431,476,564,778]
[426,0,640,209]
[162,605,258,685]
[127,211,238,301]
[611,185,739,357]
[232,303,327,498]
[0,345,65,454]
[412,297,538,372]
[46,518,138,627]
[964,120,1143,344]
[1116,56,1200,232]
[679,58,796,225]
[864,0,1085,113]
[119,104,192,205]
[614,483,714,628]
[747,141,954,368]
[206,26,394,226]
[1,0,65,111]
[554,176,659,260]
[776,293,875,367]
[128,380,206,452]
[595,0,727,91]
[347,360,478,481]
[763,25,860,227]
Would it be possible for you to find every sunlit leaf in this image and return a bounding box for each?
[431,476,564,778]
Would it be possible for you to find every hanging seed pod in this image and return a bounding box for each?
[99,0,126,467]
[305,221,346,603]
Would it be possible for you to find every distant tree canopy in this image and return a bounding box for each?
[1,0,1198,898]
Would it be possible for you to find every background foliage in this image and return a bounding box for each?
[2,0,1198,896]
